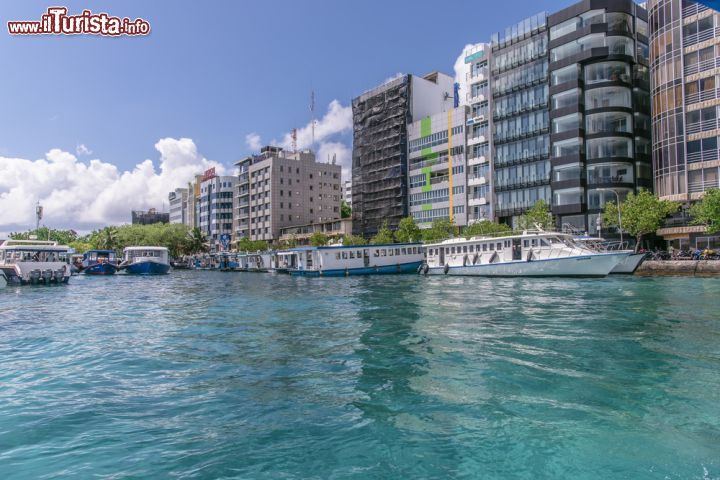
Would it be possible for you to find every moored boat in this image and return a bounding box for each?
[423,231,630,277]
[286,243,424,277]
[573,236,647,274]
[0,240,71,285]
[81,249,119,275]
[121,246,171,275]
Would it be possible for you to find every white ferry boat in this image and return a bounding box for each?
[423,231,630,277]
[286,243,424,277]
[573,236,647,274]
[0,240,72,285]
[121,246,171,275]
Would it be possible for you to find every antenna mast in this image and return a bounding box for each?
[310,90,315,152]
[291,128,297,152]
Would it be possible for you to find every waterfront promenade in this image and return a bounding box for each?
[1,272,718,479]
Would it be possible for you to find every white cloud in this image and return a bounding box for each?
[0,138,225,234]
[245,132,262,151]
[76,143,92,156]
[383,72,404,85]
[454,43,476,107]
[277,99,352,151]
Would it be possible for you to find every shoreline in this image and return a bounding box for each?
[635,260,720,277]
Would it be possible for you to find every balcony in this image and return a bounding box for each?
[466,67,489,82]
[686,118,719,135]
[687,149,719,164]
[468,155,488,166]
[684,27,720,47]
[689,178,720,194]
[468,196,488,207]
[467,90,488,104]
[467,134,488,146]
[683,2,710,18]
[468,175,488,186]
[494,174,550,191]
[684,57,720,77]
[685,88,720,105]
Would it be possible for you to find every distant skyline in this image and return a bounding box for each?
[1,0,584,233]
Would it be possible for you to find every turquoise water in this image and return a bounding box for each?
[0,272,719,479]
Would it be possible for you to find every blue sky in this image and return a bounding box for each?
[2,0,583,233]
[1,0,574,170]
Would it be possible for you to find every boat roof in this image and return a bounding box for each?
[85,249,116,254]
[123,246,168,251]
[0,244,70,252]
[425,231,572,247]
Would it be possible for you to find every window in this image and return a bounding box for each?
[551,64,580,86]
[584,61,631,84]
[553,113,583,133]
[553,137,583,158]
[552,89,580,110]
[587,137,632,158]
[586,112,632,134]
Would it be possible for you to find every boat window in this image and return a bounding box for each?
[374,249,379,257]
[342,252,348,259]
[540,239,549,247]
[497,243,502,250]
[389,249,394,256]
[489,244,495,251]
[482,244,487,252]
[395,248,400,255]
[349,251,355,259]
[524,240,529,248]
[463,246,467,253]
[401,248,406,255]
[531,239,538,247]
[357,250,362,258]
[428,248,433,256]
[469,245,474,253]
[381,249,387,257]
[335,253,340,260]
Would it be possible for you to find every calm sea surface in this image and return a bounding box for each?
[0,272,718,479]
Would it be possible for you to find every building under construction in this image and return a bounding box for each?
[351,72,455,236]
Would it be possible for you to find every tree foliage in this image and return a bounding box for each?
[370,220,395,245]
[395,217,422,243]
[602,190,680,251]
[341,200,352,219]
[462,220,512,238]
[342,234,367,246]
[184,227,209,254]
[309,231,329,247]
[517,200,554,231]
[10,227,78,245]
[690,188,720,233]
[237,236,269,252]
[421,218,456,243]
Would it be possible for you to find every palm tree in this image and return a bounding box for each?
[96,227,118,250]
[185,227,208,254]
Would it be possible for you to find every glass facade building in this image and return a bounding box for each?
[649,0,720,247]
[548,0,651,235]
[491,13,552,227]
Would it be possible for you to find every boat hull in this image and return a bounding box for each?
[610,253,646,274]
[83,263,118,275]
[125,261,170,275]
[425,253,627,277]
[0,271,6,288]
[290,261,423,277]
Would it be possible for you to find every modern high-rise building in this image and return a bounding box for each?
[462,43,495,223]
[648,0,720,247]
[406,106,469,228]
[490,13,552,228]
[351,72,454,236]
[343,180,352,208]
[168,187,189,225]
[196,170,237,252]
[235,146,342,242]
[548,0,652,235]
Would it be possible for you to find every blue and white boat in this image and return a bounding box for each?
[81,249,119,275]
[286,243,424,277]
[423,230,630,277]
[122,246,171,275]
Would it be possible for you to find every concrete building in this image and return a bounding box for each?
[461,43,495,223]
[343,180,352,208]
[278,218,353,246]
[168,187,189,225]
[407,106,470,228]
[195,170,237,252]
[648,0,720,248]
[548,0,652,235]
[490,13,552,228]
[235,146,342,243]
[351,72,455,236]
[131,208,169,225]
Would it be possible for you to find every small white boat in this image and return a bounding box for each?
[286,243,424,277]
[573,236,647,274]
[121,246,171,275]
[423,231,630,277]
[0,240,71,285]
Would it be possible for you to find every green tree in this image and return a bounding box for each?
[517,200,554,231]
[309,231,329,246]
[370,220,395,244]
[184,227,209,254]
[341,200,352,219]
[10,227,78,245]
[462,220,512,238]
[690,188,720,233]
[342,234,367,246]
[603,190,680,252]
[395,217,422,243]
[421,218,456,243]
[95,226,118,250]
[237,236,269,252]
